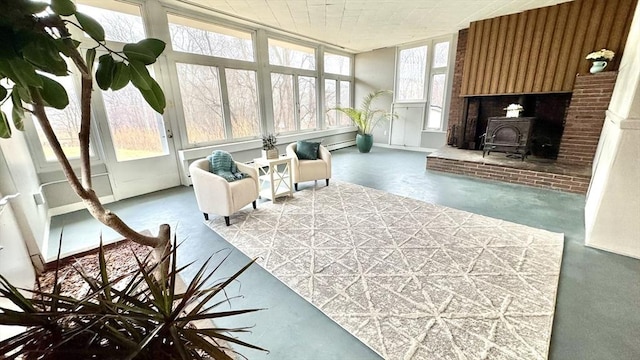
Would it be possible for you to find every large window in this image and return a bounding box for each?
[324,53,351,76]
[395,39,452,131]
[170,16,260,144]
[426,41,450,130]
[396,45,428,101]
[267,38,321,133]
[101,84,169,162]
[268,39,315,70]
[32,75,86,161]
[298,76,317,130]
[76,2,145,43]
[226,69,260,138]
[168,15,254,61]
[176,63,225,144]
[271,73,296,132]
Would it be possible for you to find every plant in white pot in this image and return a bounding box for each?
[331,90,395,153]
[261,133,278,159]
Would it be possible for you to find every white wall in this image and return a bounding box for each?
[0,131,45,276]
[354,47,396,144]
[584,3,640,258]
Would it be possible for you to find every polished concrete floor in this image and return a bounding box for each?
[48,147,640,359]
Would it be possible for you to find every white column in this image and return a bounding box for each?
[584,4,640,258]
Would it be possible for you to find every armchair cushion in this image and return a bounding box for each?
[296,140,321,160]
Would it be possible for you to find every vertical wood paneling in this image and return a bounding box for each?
[459,0,637,96]
[497,15,517,93]
[542,2,570,91]
[474,21,492,93]
[506,12,528,93]
[460,22,477,95]
[463,21,482,95]
[514,10,537,92]
[482,17,501,94]
[609,0,636,69]
[490,16,509,94]
[524,7,548,92]
[596,0,621,48]
[579,0,606,75]
[552,0,581,90]
[532,6,557,92]
[562,0,593,90]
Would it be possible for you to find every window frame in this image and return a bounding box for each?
[322,48,354,129]
[266,35,321,135]
[166,11,262,147]
[394,35,455,132]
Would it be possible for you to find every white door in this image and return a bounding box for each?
[93,68,180,200]
[390,105,424,147]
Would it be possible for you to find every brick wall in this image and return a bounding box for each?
[447,28,467,145]
[557,71,617,166]
[427,157,590,194]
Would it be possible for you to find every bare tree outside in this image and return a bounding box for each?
[77,4,146,43]
[271,73,296,132]
[227,69,260,138]
[299,76,317,130]
[176,63,226,144]
[168,15,254,61]
[397,45,428,101]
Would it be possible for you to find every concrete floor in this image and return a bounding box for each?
[48,147,640,359]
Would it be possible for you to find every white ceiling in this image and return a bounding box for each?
[176,0,572,53]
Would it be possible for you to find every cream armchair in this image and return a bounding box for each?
[189,158,259,226]
[286,142,332,191]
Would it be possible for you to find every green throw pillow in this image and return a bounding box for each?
[296,140,320,160]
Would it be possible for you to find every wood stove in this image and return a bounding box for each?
[481,117,535,160]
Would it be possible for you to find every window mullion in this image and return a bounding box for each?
[293,74,301,131]
[218,68,233,139]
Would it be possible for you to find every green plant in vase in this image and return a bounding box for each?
[331,90,395,153]
[261,133,278,159]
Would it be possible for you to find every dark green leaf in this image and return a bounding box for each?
[16,85,32,103]
[128,60,152,90]
[22,36,68,76]
[0,85,6,101]
[51,0,76,16]
[38,75,69,109]
[123,43,156,65]
[110,62,130,90]
[25,1,49,14]
[136,38,166,58]
[96,54,115,91]
[0,110,10,138]
[4,58,43,88]
[86,48,96,72]
[11,90,24,131]
[75,12,105,42]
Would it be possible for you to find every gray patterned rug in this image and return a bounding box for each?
[206,181,564,359]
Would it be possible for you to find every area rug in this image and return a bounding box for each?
[206,181,564,359]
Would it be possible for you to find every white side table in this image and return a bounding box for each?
[253,156,293,201]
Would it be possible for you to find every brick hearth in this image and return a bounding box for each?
[427,148,591,194]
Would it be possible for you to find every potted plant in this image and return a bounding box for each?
[262,133,278,159]
[331,90,395,153]
[0,237,266,359]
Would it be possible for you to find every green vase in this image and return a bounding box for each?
[356,133,373,153]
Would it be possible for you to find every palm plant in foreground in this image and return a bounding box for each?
[0,237,266,359]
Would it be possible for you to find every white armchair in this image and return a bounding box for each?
[189,158,259,226]
[286,142,332,191]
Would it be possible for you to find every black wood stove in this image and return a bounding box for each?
[481,117,535,160]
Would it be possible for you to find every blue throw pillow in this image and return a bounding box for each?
[296,140,320,160]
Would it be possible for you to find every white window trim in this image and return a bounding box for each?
[393,35,456,132]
